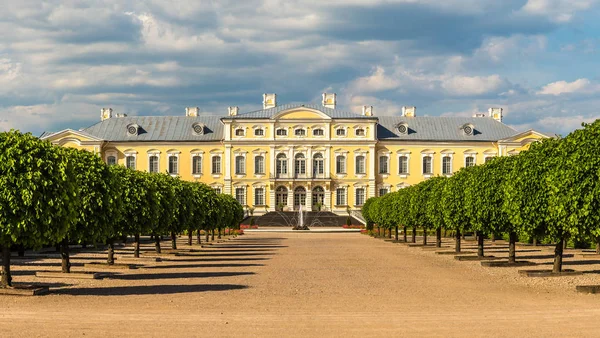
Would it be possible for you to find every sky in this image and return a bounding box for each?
[1,0,600,136]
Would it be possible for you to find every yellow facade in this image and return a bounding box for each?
[43,97,548,217]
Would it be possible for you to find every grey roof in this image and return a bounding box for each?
[230,103,376,119]
[82,115,223,142]
[377,116,518,142]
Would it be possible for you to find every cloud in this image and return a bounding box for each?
[521,0,599,22]
[538,79,600,96]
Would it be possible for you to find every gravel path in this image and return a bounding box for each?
[1,232,600,337]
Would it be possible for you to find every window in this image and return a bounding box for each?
[276,128,287,136]
[313,153,324,176]
[276,186,288,207]
[399,156,408,174]
[126,156,136,170]
[355,188,365,206]
[254,156,265,175]
[442,156,452,175]
[192,155,202,175]
[465,156,475,167]
[214,187,222,194]
[149,156,159,173]
[168,156,179,175]
[254,187,265,206]
[235,188,245,205]
[422,156,432,174]
[355,155,366,174]
[313,129,324,136]
[379,156,389,174]
[295,128,306,137]
[336,155,346,174]
[107,156,117,166]
[235,128,244,136]
[294,153,306,176]
[254,128,264,136]
[336,128,346,136]
[276,154,288,176]
[355,128,365,137]
[235,155,246,175]
[294,187,306,207]
[212,156,221,174]
[336,188,346,206]
[379,188,388,196]
[485,156,494,163]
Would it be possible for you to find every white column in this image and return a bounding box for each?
[269,188,276,212]
[306,187,312,209]
[325,190,331,211]
[325,147,331,178]
[288,148,293,178]
[307,147,313,179]
[270,145,276,177]
[368,145,376,180]
[287,186,294,210]
[225,145,232,179]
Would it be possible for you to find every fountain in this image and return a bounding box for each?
[292,204,310,230]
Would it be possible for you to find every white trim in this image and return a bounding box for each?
[441,153,454,176]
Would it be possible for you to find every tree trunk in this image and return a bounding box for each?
[563,239,567,250]
[205,230,210,242]
[477,231,484,257]
[211,229,215,241]
[395,226,399,241]
[1,245,12,287]
[553,239,564,273]
[443,228,447,237]
[455,230,461,253]
[423,228,427,245]
[411,227,416,243]
[596,237,600,255]
[197,230,202,245]
[462,232,466,240]
[218,228,222,239]
[61,238,71,273]
[403,227,407,242]
[533,237,538,246]
[188,232,193,246]
[388,227,392,239]
[436,228,442,248]
[134,233,140,258]
[377,227,381,237]
[107,240,115,265]
[491,233,495,242]
[171,232,177,250]
[508,232,517,264]
[154,235,161,254]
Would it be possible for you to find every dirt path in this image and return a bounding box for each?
[1,233,600,337]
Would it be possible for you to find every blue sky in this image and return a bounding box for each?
[1,0,599,136]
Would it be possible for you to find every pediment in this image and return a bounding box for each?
[272,108,331,120]
[42,129,103,145]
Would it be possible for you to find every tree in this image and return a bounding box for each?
[149,173,176,253]
[362,198,377,233]
[425,177,447,248]
[0,131,77,287]
[441,167,474,253]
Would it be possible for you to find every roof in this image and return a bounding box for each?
[82,115,223,142]
[377,116,518,142]
[229,103,376,119]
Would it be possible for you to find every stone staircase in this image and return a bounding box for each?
[243,211,362,227]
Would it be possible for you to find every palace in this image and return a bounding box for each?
[42,93,548,219]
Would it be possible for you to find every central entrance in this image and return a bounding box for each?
[294,186,306,210]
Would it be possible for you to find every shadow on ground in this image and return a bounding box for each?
[52,284,249,296]
[107,271,255,280]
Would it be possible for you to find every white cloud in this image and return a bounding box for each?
[441,75,508,96]
[521,0,599,22]
[538,79,600,96]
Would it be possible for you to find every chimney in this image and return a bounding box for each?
[402,106,416,117]
[488,108,503,122]
[362,106,373,116]
[322,93,336,109]
[263,93,276,109]
[473,113,486,118]
[228,106,239,116]
[186,107,199,117]
[101,108,113,121]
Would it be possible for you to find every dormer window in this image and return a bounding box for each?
[276,128,287,136]
[336,128,346,137]
[295,128,306,137]
[313,128,324,136]
[127,124,139,136]
[355,128,365,137]
[192,123,204,135]
[397,123,408,135]
[254,128,264,136]
[462,123,474,136]
[235,128,245,137]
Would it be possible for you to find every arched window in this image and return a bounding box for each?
[442,156,452,175]
[235,128,245,136]
[276,128,287,136]
[336,155,346,174]
[254,155,265,175]
[379,188,388,196]
[312,186,325,207]
[235,155,246,175]
[276,154,288,177]
[254,187,265,206]
[355,155,366,174]
[276,186,288,208]
[212,156,221,174]
[192,155,202,175]
[485,156,494,163]
[295,153,306,176]
[336,128,346,136]
[149,156,159,173]
[355,128,365,137]
[398,156,408,174]
[295,128,306,137]
[465,156,475,167]
[235,187,246,205]
[355,188,365,206]
[313,128,324,136]
[313,153,324,176]
[294,186,306,207]
[126,156,136,170]
[379,156,389,174]
[254,128,264,136]
[336,188,346,206]
[107,156,117,166]
[422,156,433,174]
[168,155,179,175]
